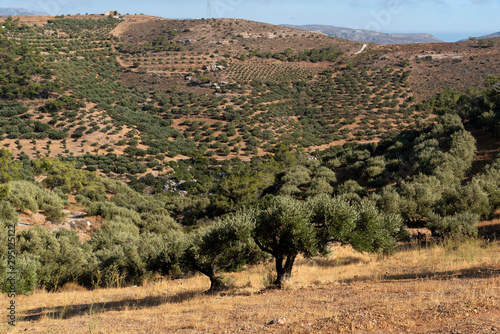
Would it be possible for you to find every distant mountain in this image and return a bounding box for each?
[460,32,500,41]
[0,7,46,16]
[281,24,443,45]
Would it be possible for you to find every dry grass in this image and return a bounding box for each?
[2,237,499,333]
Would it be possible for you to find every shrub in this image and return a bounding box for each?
[305,177,334,197]
[6,181,65,221]
[88,202,141,225]
[427,212,479,238]
[0,255,38,295]
[88,219,144,287]
[139,231,187,277]
[16,227,90,291]
[280,165,310,186]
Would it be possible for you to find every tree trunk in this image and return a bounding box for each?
[208,273,226,293]
[274,253,297,287]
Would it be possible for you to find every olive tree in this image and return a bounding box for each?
[184,210,258,292]
[253,195,405,287]
[253,196,316,286]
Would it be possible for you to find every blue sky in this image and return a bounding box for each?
[6,0,499,42]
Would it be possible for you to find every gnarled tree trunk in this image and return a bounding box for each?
[274,253,297,287]
[208,273,226,293]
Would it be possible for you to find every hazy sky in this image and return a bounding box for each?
[6,0,499,42]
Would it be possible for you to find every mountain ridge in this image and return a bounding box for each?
[281,24,443,45]
[459,31,500,41]
[0,7,46,16]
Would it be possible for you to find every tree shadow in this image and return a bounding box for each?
[338,266,500,284]
[300,256,366,267]
[478,221,500,239]
[397,239,435,251]
[21,289,202,322]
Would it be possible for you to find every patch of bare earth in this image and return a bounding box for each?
[367,38,500,101]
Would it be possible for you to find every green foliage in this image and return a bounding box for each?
[211,166,274,214]
[137,212,181,234]
[436,182,490,219]
[399,175,443,221]
[6,181,64,221]
[254,196,315,285]
[307,194,357,249]
[0,35,56,99]
[16,227,90,290]
[474,153,500,212]
[88,219,144,287]
[185,210,258,291]
[0,149,21,183]
[1,255,38,295]
[139,230,187,277]
[349,201,404,255]
[427,212,479,238]
[257,47,343,63]
[0,200,18,265]
[32,158,101,192]
[305,177,334,197]
[88,202,141,225]
[336,180,366,202]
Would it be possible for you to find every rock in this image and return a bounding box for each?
[203,64,225,72]
[268,318,286,325]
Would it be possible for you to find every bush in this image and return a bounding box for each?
[305,177,333,197]
[6,181,64,221]
[88,219,144,287]
[436,182,490,218]
[280,165,310,186]
[139,231,187,277]
[88,201,141,225]
[336,180,366,202]
[349,200,405,255]
[16,227,90,291]
[427,212,479,238]
[0,255,38,295]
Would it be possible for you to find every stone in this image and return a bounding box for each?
[268,318,286,325]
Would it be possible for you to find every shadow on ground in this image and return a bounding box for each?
[22,289,202,322]
[339,266,500,284]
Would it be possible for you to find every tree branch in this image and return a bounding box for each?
[254,238,274,255]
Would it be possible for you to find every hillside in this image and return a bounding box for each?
[0,14,497,173]
[0,13,500,334]
[477,32,500,39]
[281,24,443,45]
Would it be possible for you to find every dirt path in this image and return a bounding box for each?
[355,43,367,55]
